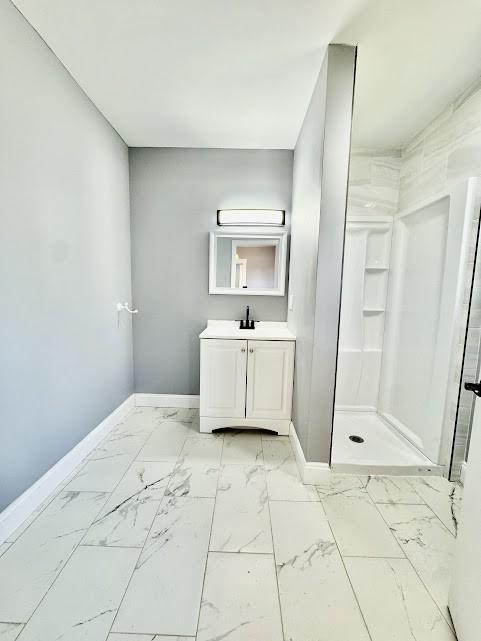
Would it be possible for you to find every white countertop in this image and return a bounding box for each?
[199,320,296,341]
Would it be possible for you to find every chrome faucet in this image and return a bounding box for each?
[238,305,256,330]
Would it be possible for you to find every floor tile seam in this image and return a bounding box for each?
[105,489,165,636]
[262,435,287,641]
[318,499,374,641]
[194,433,225,639]
[370,493,456,630]
[9,487,112,634]
[325,487,407,559]
[100,418,180,637]
[77,433,166,547]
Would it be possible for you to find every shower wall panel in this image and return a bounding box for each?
[336,219,392,410]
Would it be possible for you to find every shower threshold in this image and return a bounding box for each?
[331,410,443,476]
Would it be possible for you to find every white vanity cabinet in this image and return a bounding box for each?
[199,321,295,435]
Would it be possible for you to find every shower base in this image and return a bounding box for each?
[331,410,443,476]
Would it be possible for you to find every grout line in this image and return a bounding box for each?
[105,415,203,636]
[194,433,225,637]
[263,438,287,641]
[371,492,456,630]
[10,490,114,632]
[319,499,374,641]
[10,410,156,636]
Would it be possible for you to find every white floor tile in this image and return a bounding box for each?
[197,552,283,641]
[221,431,263,465]
[82,461,175,547]
[112,496,214,636]
[0,623,24,641]
[210,464,271,553]
[66,455,132,492]
[322,488,404,557]
[408,477,462,535]
[315,472,365,498]
[135,423,189,462]
[379,504,455,621]
[345,557,456,641]
[165,438,222,498]
[157,408,198,423]
[108,635,191,641]
[263,440,318,501]
[0,491,106,622]
[270,501,370,641]
[266,460,320,502]
[88,430,150,460]
[365,475,426,504]
[262,438,294,470]
[17,546,138,641]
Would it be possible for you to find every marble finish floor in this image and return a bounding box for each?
[0,407,463,641]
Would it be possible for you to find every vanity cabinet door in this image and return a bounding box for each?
[200,339,247,418]
[246,340,295,420]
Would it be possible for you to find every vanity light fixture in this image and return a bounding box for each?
[217,209,285,226]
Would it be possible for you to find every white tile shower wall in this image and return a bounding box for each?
[348,151,401,219]
[398,75,481,477]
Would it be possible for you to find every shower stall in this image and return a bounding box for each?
[332,177,481,476]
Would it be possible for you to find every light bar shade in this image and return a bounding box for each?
[217,209,285,226]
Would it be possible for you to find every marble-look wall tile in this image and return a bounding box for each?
[112,496,214,636]
[270,501,370,641]
[379,504,455,622]
[17,546,138,641]
[210,464,271,553]
[197,552,283,641]
[345,557,456,641]
[0,491,106,622]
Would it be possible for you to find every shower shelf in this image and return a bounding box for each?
[363,308,385,314]
[365,265,389,271]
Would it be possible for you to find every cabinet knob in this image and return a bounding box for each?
[249,348,254,353]
[241,348,246,353]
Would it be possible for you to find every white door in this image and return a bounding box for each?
[246,340,294,420]
[200,339,247,418]
[449,385,481,640]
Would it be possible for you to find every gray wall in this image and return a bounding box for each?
[130,148,293,394]
[288,45,356,463]
[0,0,133,510]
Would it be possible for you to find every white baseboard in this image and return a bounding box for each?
[135,393,200,408]
[0,394,135,544]
[289,421,330,485]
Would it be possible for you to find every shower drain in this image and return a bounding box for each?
[349,435,365,444]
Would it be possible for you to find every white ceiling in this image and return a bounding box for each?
[12,0,481,150]
[339,0,481,149]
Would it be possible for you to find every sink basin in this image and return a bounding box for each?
[199,320,295,341]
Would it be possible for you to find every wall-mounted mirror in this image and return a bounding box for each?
[209,230,287,296]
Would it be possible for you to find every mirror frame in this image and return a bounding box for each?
[209,228,288,296]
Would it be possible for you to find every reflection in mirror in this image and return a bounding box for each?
[210,231,287,296]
